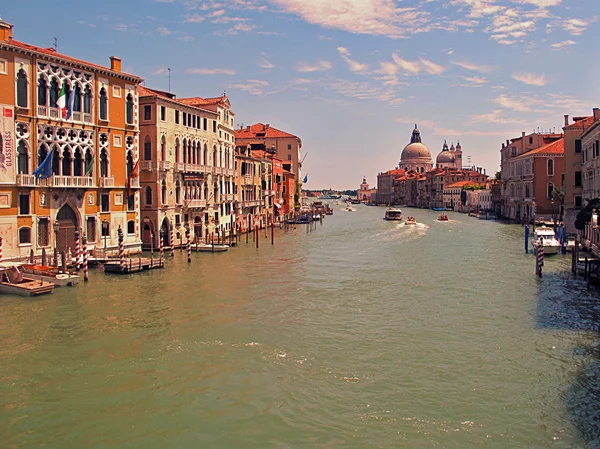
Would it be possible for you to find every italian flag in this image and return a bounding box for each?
[56,84,68,118]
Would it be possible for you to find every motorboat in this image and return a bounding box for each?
[0,264,55,296]
[21,264,80,286]
[437,213,449,221]
[192,243,229,253]
[384,207,403,221]
[405,216,417,225]
[533,226,561,255]
[344,202,356,212]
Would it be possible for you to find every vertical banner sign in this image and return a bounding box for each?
[0,105,15,184]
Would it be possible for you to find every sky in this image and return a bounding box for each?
[3,0,600,189]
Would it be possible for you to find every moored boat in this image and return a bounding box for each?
[192,243,229,252]
[384,207,403,221]
[533,226,561,255]
[437,213,449,221]
[405,216,417,225]
[0,265,54,296]
[21,264,80,286]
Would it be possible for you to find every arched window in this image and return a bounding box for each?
[37,143,48,167]
[16,69,28,108]
[213,146,217,167]
[175,138,180,163]
[99,87,108,120]
[73,147,83,176]
[126,150,134,177]
[182,139,187,163]
[100,148,109,177]
[73,84,82,112]
[143,135,152,160]
[85,150,93,176]
[161,136,166,161]
[547,183,554,199]
[161,180,167,205]
[83,86,92,114]
[126,93,134,124]
[17,140,28,174]
[203,144,208,166]
[191,141,196,165]
[145,186,153,205]
[50,78,60,108]
[62,148,72,176]
[196,142,201,165]
[51,145,60,175]
[37,75,47,107]
[547,159,554,176]
[175,181,181,204]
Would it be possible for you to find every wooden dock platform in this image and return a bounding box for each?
[104,257,165,274]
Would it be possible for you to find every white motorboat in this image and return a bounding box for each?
[0,264,55,296]
[384,207,403,221]
[405,216,417,225]
[533,226,561,255]
[344,201,356,212]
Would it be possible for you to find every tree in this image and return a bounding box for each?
[494,171,501,181]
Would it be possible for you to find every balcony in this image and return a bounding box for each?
[243,174,253,185]
[244,199,262,207]
[262,190,274,197]
[16,174,36,187]
[99,176,114,188]
[213,167,223,175]
[37,175,94,188]
[159,161,173,171]
[140,161,154,171]
[174,162,185,172]
[187,199,206,208]
[224,168,234,176]
[37,106,93,123]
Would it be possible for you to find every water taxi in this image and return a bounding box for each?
[533,226,561,255]
[437,213,449,221]
[344,201,356,212]
[21,264,80,286]
[0,264,55,296]
[384,207,403,221]
[405,216,417,225]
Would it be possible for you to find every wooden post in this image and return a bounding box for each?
[186,228,191,263]
[29,249,34,264]
[82,234,88,282]
[74,229,80,271]
[118,226,125,273]
[212,232,215,253]
[41,248,47,266]
[256,225,259,248]
[61,251,67,273]
[271,220,274,245]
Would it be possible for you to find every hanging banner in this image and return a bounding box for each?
[0,105,15,184]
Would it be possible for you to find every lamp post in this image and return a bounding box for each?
[53,219,60,267]
[102,219,109,259]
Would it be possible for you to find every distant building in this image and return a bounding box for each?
[358,177,377,203]
[580,112,600,206]
[376,169,404,205]
[399,125,434,173]
[435,140,462,169]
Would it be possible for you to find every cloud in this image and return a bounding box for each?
[337,47,369,73]
[493,93,540,112]
[186,14,205,22]
[550,39,576,49]
[157,26,172,36]
[419,58,445,75]
[464,76,488,85]
[296,60,333,72]
[187,68,236,75]
[451,60,493,73]
[562,18,590,36]
[258,57,275,69]
[512,72,547,86]
[392,53,421,74]
[470,109,522,125]
[152,67,170,76]
[229,79,269,95]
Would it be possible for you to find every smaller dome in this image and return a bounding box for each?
[436,151,455,164]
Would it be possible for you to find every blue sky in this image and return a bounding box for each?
[4,0,599,189]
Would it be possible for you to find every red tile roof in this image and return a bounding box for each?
[4,39,141,81]
[564,116,594,130]
[235,123,298,139]
[513,138,564,159]
[178,96,227,106]
[445,181,477,189]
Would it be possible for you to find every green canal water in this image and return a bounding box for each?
[1,205,600,448]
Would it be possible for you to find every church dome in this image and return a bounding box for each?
[436,151,455,164]
[400,124,432,162]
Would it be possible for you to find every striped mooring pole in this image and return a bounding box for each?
[0,236,3,263]
[75,229,81,271]
[118,226,125,273]
[186,228,191,263]
[170,226,175,257]
[159,229,164,265]
[536,241,544,277]
[82,234,89,282]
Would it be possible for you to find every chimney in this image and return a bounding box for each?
[265,124,270,129]
[110,56,122,72]
[0,19,14,42]
[502,143,505,149]
[594,108,600,121]
[522,131,526,137]
[564,114,569,126]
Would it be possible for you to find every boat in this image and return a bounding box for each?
[437,213,449,221]
[344,202,356,212]
[433,207,445,211]
[405,216,417,225]
[384,207,403,221]
[0,264,54,296]
[192,243,229,253]
[533,226,561,255]
[21,264,80,286]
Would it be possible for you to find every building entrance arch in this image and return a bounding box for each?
[56,203,79,253]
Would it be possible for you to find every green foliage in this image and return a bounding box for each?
[463,184,486,191]
[494,171,501,181]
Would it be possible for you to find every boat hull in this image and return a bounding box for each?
[0,278,54,296]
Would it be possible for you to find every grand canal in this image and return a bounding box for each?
[1,204,600,448]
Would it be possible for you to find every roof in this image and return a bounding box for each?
[445,181,477,189]
[380,168,405,176]
[3,39,141,82]
[179,96,227,106]
[235,123,299,140]
[564,116,593,130]
[513,138,564,159]
[138,85,217,115]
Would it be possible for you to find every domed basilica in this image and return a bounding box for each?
[399,124,463,172]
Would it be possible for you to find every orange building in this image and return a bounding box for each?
[0,19,142,261]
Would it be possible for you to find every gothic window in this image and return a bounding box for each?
[17,140,28,174]
[126,150,134,177]
[126,93,134,124]
[50,78,59,108]
[161,180,167,205]
[38,143,48,167]
[203,144,208,166]
[16,68,28,108]
[100,148,108,177]
[145,186,152,205]
[161,136,166,161]
[182,140,187,163]
[547,183,554,199]
[85,150,93,176]
[51,144,60,175]
[196,142,201,165]
[73,147,83,176]
[213,146,217,166]
[99,87,108,120]
[73,84,82,112]
[83,85,92,114]
[175,138,180,163]
[175,181,181,204]
[143,135,152,160]
[37,75,47,106]
[62,148,72,176]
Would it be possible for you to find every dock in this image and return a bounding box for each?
[103,257,165,274]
